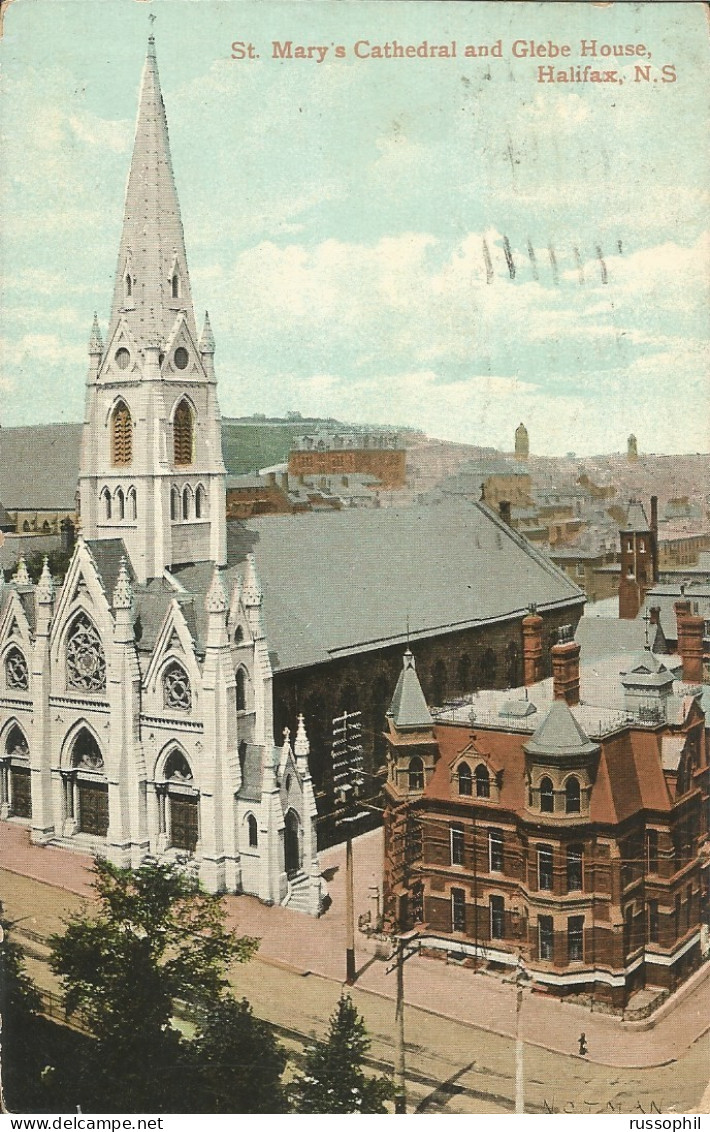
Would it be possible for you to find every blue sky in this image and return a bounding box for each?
[0,0,708,454]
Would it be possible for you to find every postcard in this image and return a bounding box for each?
[0,0,708,1121]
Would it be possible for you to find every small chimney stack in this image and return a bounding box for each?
[60,517,76,556]
[522,603,543,687]
[551,624,581,706]
[650,495,658,535]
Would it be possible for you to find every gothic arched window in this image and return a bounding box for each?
[408,756,424,791]
[5,648,29,691]
[115,487,125,521]
[247,813,258,848]
[171,274,179,299]
[164,749,193,782]
[234,624,244,645]
[171,486,180,522]
[475,763,490,798]
[101,487,112,521]
[195,485,206,519]
[540,776,554,813]
[565,776,581,814]
[71,728,104,770]
[127,487,137,521]
[458,761,472,796]
[182,485,192,521]
[66,615,106,692]
[125,273,132,299]
[236,667,247,712]
[111,400,133,466]
[174,400,194,466]
[163,662,192,711]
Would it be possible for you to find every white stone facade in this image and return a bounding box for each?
[0,36,323,914]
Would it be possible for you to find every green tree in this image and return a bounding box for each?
[290,994,394,1114]
[185,996,288,1113]
[0,919,42,1111]
[9,548,73,584]
[49,858,259,1112]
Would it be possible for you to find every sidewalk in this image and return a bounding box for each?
[1,821,708,1070]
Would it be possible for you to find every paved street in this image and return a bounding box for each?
[2,823,709,1113]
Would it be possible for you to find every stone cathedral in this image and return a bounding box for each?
[0,36,323,913]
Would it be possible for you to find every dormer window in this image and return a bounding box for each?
[475,763,490,799]
[458,761,472,796]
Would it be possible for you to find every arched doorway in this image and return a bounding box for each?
[66,729,109,837]
[157,749,199,853]
[2,724,31,819]
[284,809,301,878]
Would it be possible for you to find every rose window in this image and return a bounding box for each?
[5,647,29,691]
[163,662,192,711]
[66,615,106,692]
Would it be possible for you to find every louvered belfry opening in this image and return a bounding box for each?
[111,400,133,465]
[173,400,193,465]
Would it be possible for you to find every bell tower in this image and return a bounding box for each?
[78,33,226,584]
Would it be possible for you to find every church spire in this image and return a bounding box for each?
[106,32,197,354]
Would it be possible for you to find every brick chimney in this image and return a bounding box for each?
[674,597,704,684]
[551,624,581,706]
[522,604,543,686]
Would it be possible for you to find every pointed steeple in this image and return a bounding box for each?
[295,714,310,772]
[12,557,30,586]
[106,32,197,353]
[112,557,133,611]
[388,648,433,730]
[37,557,55,605]
[242,554,263,607]
[199,311,216,355]
[205,565,227,614]
[88,312,103,356]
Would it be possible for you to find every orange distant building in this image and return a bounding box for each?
[288,431,406,489]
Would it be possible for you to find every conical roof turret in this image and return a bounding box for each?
[388,649,433,730]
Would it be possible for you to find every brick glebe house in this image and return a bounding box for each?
[383,604,710,1007]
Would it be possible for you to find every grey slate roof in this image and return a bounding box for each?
[388,650,432,729]
[0,424,82,510]
[240,744,265,802]
[622,500,651,533]
[524,699,599,759]
[212,499,583,672]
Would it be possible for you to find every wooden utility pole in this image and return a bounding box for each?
[332,709,365,986]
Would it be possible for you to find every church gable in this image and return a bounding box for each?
[98,317,142,383]
[228,579,252,650]
[50,541,115,670]
[0,591,33,695]
[142,597,202,715]
[0,591,32,653]
[162,314,205,381]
